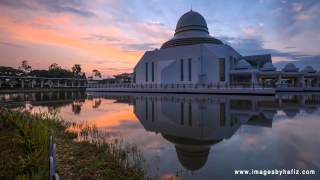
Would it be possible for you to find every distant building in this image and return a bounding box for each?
[101,78,117,84]
[100,73,133,84]
[113,73,133,83]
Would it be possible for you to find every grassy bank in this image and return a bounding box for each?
[0,108,146,180]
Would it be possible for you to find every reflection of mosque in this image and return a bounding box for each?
[110,93,320,171]
[87,93,320,171]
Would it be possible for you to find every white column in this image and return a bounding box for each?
[21,79,25,88]
[57,80,60,88]
[277,74,282,87]
[49,80,53,88]
[251,72,258,88]
[299,76,305,88]
[41,80,44,88]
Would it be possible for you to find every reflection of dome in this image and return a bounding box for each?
[261,62,276,71]
[234,59,252,70]
[176,145,209,171]
[262,110,276,120]
[282,63,299,72]
[161,10,223,49]
[162,134,222,171]
[175,10,208,35]
[302,66,316,73]
[303,107,317,113]
[283,108,299,118]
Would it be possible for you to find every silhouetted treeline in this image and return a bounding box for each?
[0,61,86,79]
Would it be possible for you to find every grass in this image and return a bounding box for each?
[0,108,51,179]
[0,108,148,180]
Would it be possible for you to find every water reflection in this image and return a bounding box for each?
[0,91,86,114]
[89,93,320,173]
[1,92,320,179]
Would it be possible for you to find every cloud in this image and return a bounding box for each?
[219,35,320,66]
[84,34,121,42]
[101,67,133,72]
[0,0,96,17]
[0,41,24,48]
[36,0,96,17]
[292,3,303,12]
[271,0,320,37]
[0,0,34,9]
[121,43,158,52]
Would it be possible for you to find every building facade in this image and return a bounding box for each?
[133,10,320,89]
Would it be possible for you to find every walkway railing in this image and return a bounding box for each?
[88,83,320,89]
[87,83,271,89]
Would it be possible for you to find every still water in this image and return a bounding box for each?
[1,91,320,179]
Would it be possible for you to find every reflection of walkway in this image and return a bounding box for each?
[0,91,86,110]
[87,83,275,95]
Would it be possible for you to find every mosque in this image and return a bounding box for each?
[133,10,320,90]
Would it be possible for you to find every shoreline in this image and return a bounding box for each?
[0,108,147,179]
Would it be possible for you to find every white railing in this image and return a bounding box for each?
[87,83,272,89]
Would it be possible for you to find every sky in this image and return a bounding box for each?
[0,0,319,77]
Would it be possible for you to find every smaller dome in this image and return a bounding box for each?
[282,63,299,72]
[302,66,316,73]
[262,110,276,120]
[284,109,299,118]
[261,62,276,71]
[234,59,252,70]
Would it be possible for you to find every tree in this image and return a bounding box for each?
[0,66,23,76]
[19,60,32,75]
[92,69,102,79]
[72,64,81,77]
[48,63,61,71]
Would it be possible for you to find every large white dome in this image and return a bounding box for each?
[161,10,223,49]
[175,10,209,35]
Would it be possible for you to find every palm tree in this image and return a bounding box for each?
[92,69,102,79]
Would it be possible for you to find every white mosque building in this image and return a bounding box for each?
[133,10,320,90]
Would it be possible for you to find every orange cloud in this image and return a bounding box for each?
[0,15,149,75]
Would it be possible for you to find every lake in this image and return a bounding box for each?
[1,91,320,180]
